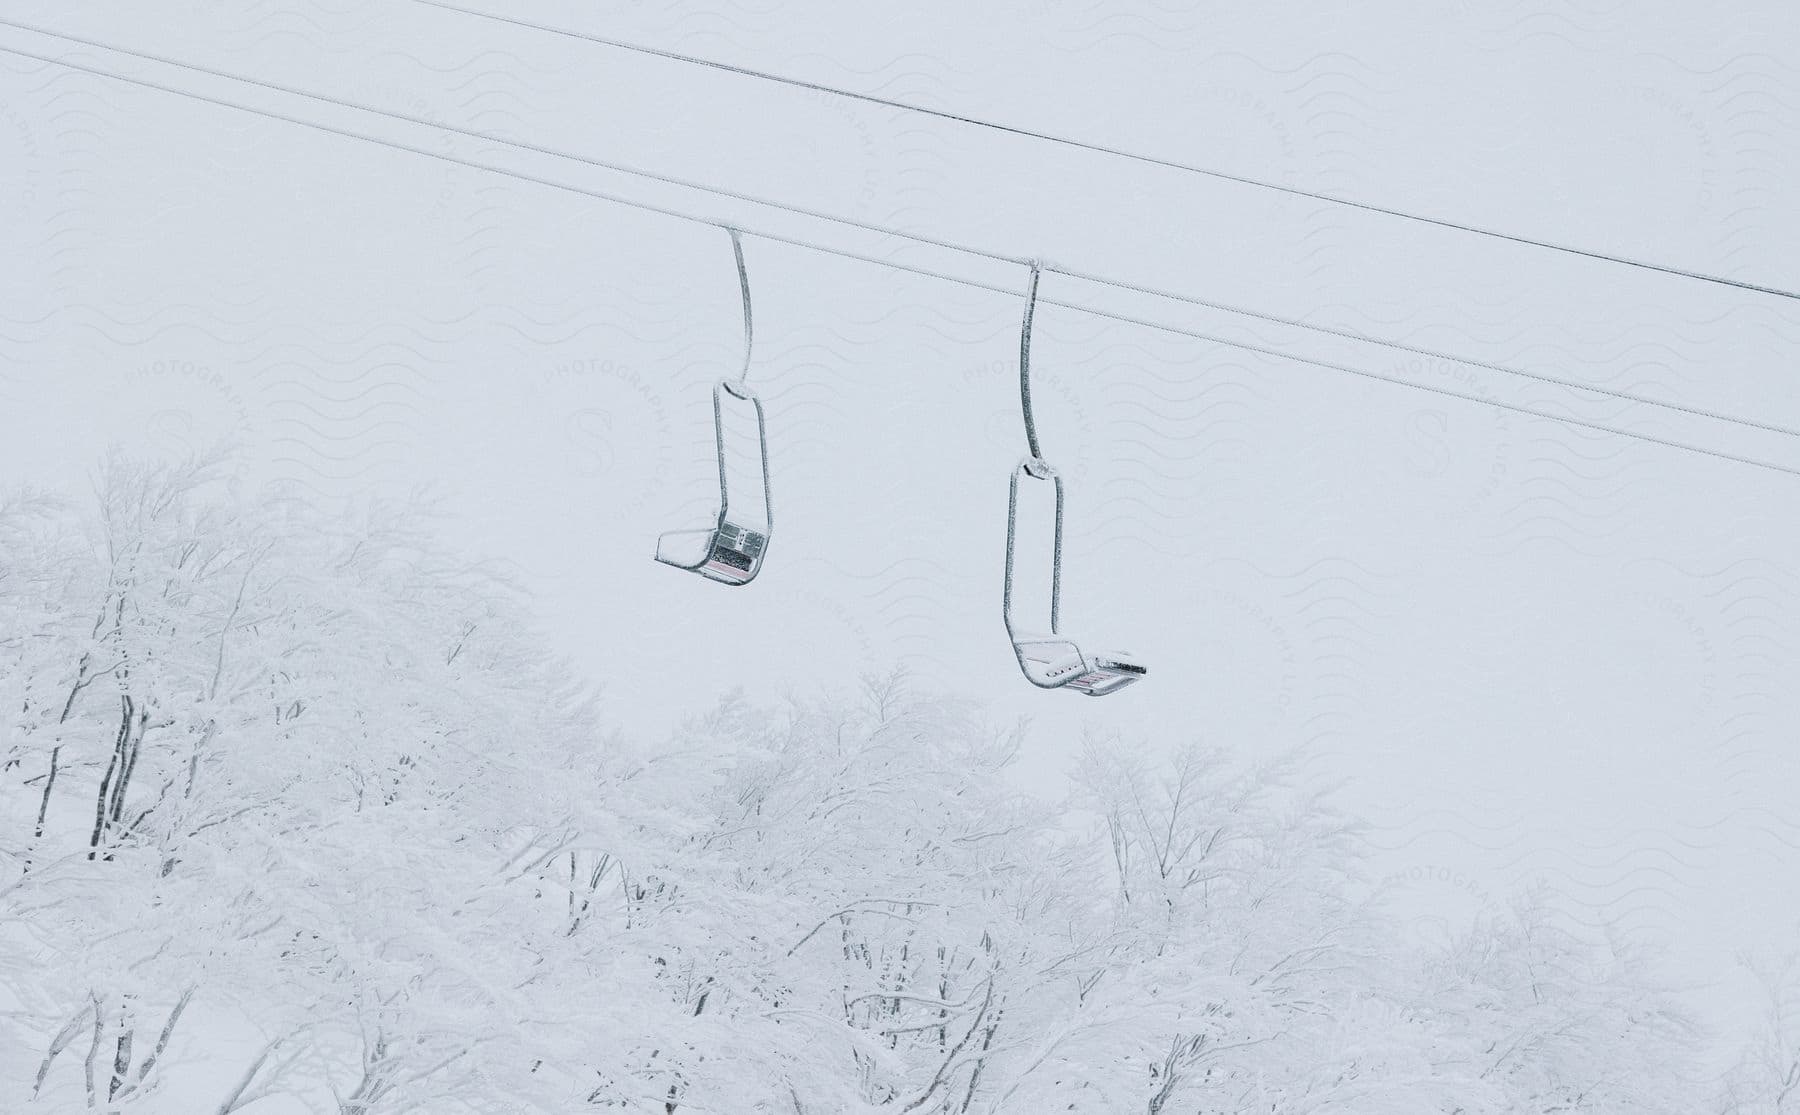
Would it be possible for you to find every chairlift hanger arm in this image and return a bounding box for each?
[728,226,753,388]
[1000,267,1146,696]
[1019,264,1045,464]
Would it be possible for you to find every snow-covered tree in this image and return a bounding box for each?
[1717,952,1800,1115]
[0,448,1727,1113]
[1,452,601,1112]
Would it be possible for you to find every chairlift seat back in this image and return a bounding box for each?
[654,380,772,586]
[701,521,766,584]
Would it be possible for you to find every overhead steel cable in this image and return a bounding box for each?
[413,0,1800,306]
[4,40,1800,482]
[3,16,1797,446]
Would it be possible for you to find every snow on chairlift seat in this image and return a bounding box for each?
[1011,632,1147,696]
[1003,458,1148,697]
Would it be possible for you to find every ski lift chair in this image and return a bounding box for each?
[654,379,772,586]
[1004,457,1147,696]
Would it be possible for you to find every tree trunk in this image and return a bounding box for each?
[24,745,61,871]
[82,998,104,1109]
[89,698,133,859]
[108,701,148,829]
[109,1022,134,1103]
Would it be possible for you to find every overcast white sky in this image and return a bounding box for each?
[2,0,1798,1058]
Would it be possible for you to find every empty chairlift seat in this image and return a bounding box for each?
[1003,457,1147,696]
[997,263,1146,695]
[654,379,773,586]
[654,226,774,587]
